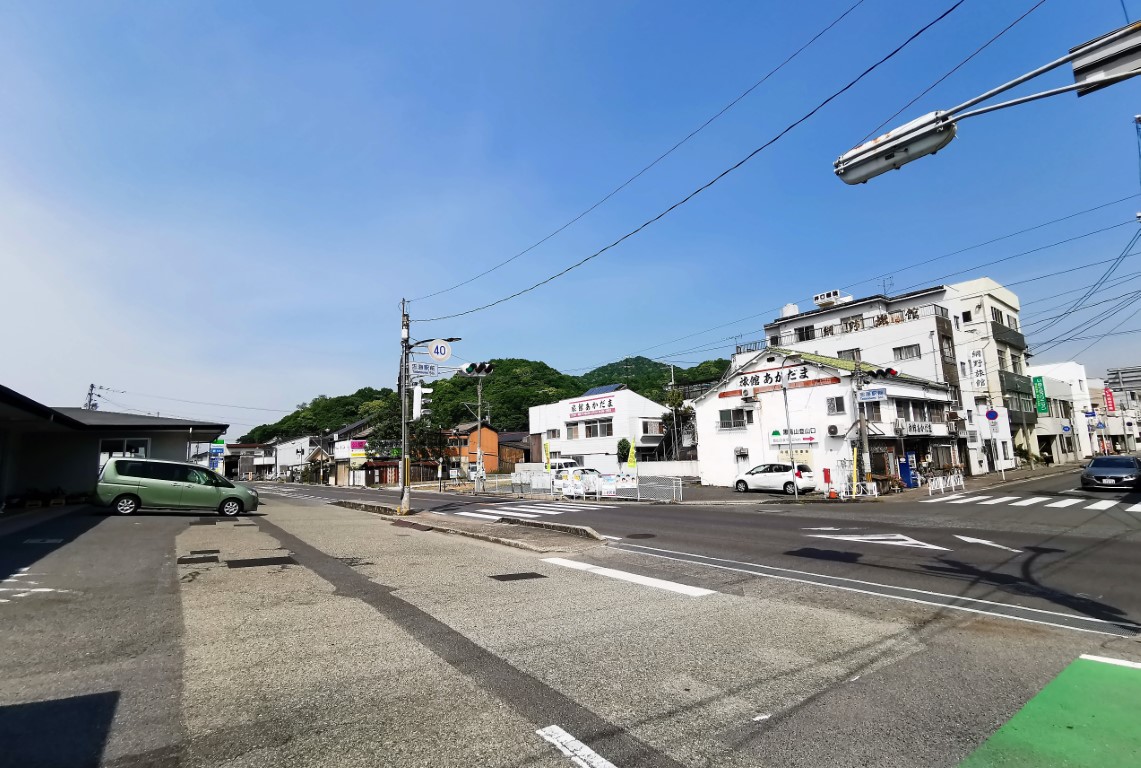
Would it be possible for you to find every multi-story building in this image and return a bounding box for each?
[1088,378,1139,453]
[445,421,500,476]
[1105,365,1141,411]
[528,384,666,472]
[1025,361,1093,458]
[762,278,1022,474]
[693,348,955,488]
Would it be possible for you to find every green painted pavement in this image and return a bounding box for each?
[960,655,1141,767]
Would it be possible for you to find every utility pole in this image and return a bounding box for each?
[84,384,99,410]
[669,365,679,461]
[399,299,411,514]
[781,379,799,501]
[853,351,871,486]
[476,375,484,494]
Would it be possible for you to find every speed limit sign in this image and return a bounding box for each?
[427,340,452,362]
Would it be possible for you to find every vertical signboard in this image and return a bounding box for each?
[1032,376,1049,415]
[969,349,988,392]
[1105,389,1117,412]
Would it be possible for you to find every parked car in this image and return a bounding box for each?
[735,463,817,495]
[1080,456,1141,489]
[96,458,259,516]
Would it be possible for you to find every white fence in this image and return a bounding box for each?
[477,471,683,503]
[927,472,966,495]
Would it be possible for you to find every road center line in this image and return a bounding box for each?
[613,544,1140,632]
[542,558,715,597]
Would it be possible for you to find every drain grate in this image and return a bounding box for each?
[226,556,296,569]
[625,533,656,539]
[177,555,219,565]
[190,549,220,555]
[233,523,257,527]
[189,520,217,526]
[489,572,547,582]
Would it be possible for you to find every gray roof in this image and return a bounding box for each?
[54,407,227,431]
[583,383,627,397]
[497,431,529,443]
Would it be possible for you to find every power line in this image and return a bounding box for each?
[411,0,869,303]
[1063,304,1141,360]
[94,394,261,428]
[415,0,968,323]
[1021,267,1141,312]
[103,387,295,413]
[1022,285,1141,328]
[861,0,1048,142]
[1031,289,1141,353]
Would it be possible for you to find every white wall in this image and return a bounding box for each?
[274,436,313,476]
[637,460,699,477]
[529,389,665,473]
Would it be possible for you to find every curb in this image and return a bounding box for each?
[497,518,604,541]
[331,500,586,552]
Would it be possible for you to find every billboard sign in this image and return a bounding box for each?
[857,388,887,402]
[410,361,438,378]
[1032,376,1048,414]
[1105,389,1116,412]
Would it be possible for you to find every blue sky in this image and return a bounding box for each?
[2,1,1139,435]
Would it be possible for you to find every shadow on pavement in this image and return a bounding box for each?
[0,508,109,582]
[783,544,1139,634]
[0,690,119,768]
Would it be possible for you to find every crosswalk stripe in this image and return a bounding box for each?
[919,494,965,503]
[455,511,502,521]
[541,504,588,510]
[979,496,1020,505]
[500,505,567,514]
[1126,503,1141,512]
[1011,497,1051,507]
[1046,498,1083,508]
[1085,500,1118,511]
[486,510,540,519]
[948,496,990,504]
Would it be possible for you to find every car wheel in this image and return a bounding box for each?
[113,494,140,515]
[735,480,749,493]
[218,499,243,517]
[783,482,797,495]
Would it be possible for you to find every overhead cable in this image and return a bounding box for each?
[415,0,968,323]
[411,0,869,303]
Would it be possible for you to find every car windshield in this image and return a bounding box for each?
[1090,457,1136,468]
[797,464,813,473]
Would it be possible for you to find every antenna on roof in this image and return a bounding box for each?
[880,277,894,295]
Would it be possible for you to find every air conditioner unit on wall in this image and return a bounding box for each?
[827,425,840,436]
[734,446,749,456]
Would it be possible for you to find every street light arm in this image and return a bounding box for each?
[952,70,1141,121]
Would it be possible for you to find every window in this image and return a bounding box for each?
[1001,441,1010,460]
[769,335,780,346]
[1007,314,1019,330]
[950,386,962,407]
[991,306,1004,324]
[718,409,752,429]
[864,401,882,421]
[997,350,1008,371]
[100,438,149,459]
[546,429,560,439]
[1011,354,1023,374]
[893,344,922,361]
[795,326,816,342]
[967,409,974,424]
[895,400,910,420]
[115,460,147,478]
[939,335,955,362]
[960,361,968,376]
[642,420,664,435]
[929,403,946,422]
[826,397,845,414]
[565,423,579,440]
[837,348,860,362]
[954,315,960,330]
[962,310,973,323]
[584,419,614,438]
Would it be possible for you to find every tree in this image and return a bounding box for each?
[660,388,696,460]
[617,438,631,464]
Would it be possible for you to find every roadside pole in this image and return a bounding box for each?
[781,380,798,501]
[853,351,871,487]
[476,376,484,494]
[399,300,411,514]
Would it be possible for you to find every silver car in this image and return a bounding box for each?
[1080,456,1141,490]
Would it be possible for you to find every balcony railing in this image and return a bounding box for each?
[991,320,1027,350]
[769,303,950,345]
[715,420,749,430]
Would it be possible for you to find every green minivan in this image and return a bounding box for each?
[96,458,259,516]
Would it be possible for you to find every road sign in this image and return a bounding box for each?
[1062,425,1072,432]
[427,340,452,362]
[1084,411,1097,418]
[857,388,888,402]
[410,361,438,377]
[985,409,999,421]
[1097,422,1106,429]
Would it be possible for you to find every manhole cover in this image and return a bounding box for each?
[226,556,296,569]
[177,555,219,565]
[489,572,547,581]
[625,533,656,539]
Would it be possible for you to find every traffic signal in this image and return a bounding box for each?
[868,368,899,379]
[412,384,433,420]
[463,362,495,376]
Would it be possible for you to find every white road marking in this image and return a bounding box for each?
[0,587,68,593]
[1126,503,1141,513]
[542,557,715,597]
[953,535,1022,553]
[1080,654,1141,670]
[979,496,1020,505]
[502,505,570,515]
[752,714,772,722]
[483,510,539,519]
[600,535,623,541]
[948,496,991,504]
[1046,498,1083,508]
[1084,500,1117,511]
[803,526,844,531]
[536,725,617,768]
[1010,497,1051,507]
[919,494,965,503]
[615,544,1141,634]
[807,533,950,551]
[454,511,502,521]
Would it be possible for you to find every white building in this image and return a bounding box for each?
[762,279,1021,474]
[273,435,316,480]
[528,384,665,473]
[1089,378,1139,453]
[1026,361,1093,459]
[693,348,956,489]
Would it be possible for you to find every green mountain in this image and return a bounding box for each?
[237,356,729,442]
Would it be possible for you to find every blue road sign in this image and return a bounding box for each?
[1096,422,1106,429]
[1084,411,1097,418]
[1062,425,1071,432]
[985,409,999,421]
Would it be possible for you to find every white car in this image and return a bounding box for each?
[735,463,816,495]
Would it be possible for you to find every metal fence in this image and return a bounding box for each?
[469,471,684,503]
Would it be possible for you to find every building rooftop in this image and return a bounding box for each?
[54,407,228,431]
[497,431,529,443]
[766,286,945,327]
[582,383,627,397]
